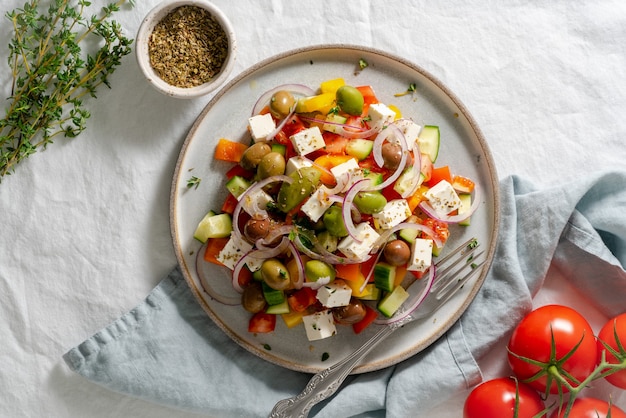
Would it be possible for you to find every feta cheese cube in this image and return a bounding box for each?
[285,155,314,175]
[337,223,380,261]
[302,310,337,341]
[238,188,273,215]
[390,119,422,148]
[248,113,276,142]
[407,238,433,272]
[300,186,333,222]
[372,199,412,229]
[217,234,253,270]
[316,280,352,308]
[424,180,462,216]
[290,126,325,155]
[367,103,396,129]
[330,158,364,192]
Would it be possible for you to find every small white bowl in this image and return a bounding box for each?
[136,0,236,98]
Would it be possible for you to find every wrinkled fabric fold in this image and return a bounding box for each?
[63,171,626,417]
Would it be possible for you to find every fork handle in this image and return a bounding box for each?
[269,323,401,418]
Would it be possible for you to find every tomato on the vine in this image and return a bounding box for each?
[549,397,626,418]
[507,305,598,394]
[597,313,626,389]
[463,377,545,418]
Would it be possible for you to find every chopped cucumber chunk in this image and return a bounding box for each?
[458,193,472,226]
[378,286,410,318]
[418,125,440,163]
[266,299,290,314]
[262,282,286,306]
[345,139,374,161]
[226,175,251,198]
[193,212,232,242]
[374,262,397,292]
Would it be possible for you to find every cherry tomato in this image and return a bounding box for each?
[597,313,626,389]
[248,312,276,333]
[507,305,598,394]
[463,377,545,418]
[549,397,626,418]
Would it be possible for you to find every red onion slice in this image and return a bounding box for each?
[419,183,481,224]
[231,237,290,293]
[368,124,408,192]
[400,143,423,199]
[342,178,372,243]
[299,115,382,139]
[373,221,442,250]
[231,174,293,241]
[288,241,306,289]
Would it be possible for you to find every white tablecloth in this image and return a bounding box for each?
[1,1,625,417]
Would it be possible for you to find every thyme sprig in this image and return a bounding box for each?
[0,0,134,179]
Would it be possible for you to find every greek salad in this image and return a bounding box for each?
[194,77,480,341]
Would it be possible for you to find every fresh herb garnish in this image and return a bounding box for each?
[394,83,417,97]
[0,0,134,180]
[321,352,330,361]
[358,58,368,70]
[187,176,201,189]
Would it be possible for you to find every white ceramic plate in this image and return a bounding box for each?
[170,45,500,374]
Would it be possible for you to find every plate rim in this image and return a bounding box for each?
[170,43,500,373]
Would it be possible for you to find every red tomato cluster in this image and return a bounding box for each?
[464,307,626,418]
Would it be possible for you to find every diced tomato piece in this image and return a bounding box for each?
[451,175,475,193]
[410,270,425,279]
[287,287,317,312]
[221,193,238,214]
[322,132,348,154]
[281,114,307,138]
[352,305,378,334]
[214,138,248,163]
[421,217,450,246]
[381,184,402,202]
[356,86,378,105]
[248,312,276,333]
[237,266,253,288]
[203,237,229,265]
[426,165,452,187]
[225,164,254,179]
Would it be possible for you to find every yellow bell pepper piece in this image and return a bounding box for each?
[344,271,369,298]
[320,78,346,94]
[295,92,336,114]
[388,104,402,120]
[281,310,305,328]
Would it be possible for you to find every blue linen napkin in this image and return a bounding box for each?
[63,170,626,417]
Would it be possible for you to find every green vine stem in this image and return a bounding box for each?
[0,0,134,179]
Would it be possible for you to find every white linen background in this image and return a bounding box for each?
[1,0,625,417]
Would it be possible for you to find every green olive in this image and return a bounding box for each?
[336,85,364,116]
[304,260,336,283]
[322,205,348,237]
[276,167,321,213]
[241,282,267,313]
[269,90,295,119]
[353,191,387,215]
[261,258,291,290]
[257,152,286,179]
[240,142,271,171]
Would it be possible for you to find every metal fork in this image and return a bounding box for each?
[269,237,485,418]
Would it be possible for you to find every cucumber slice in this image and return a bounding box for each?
[378,286,410,318]
[364,171,384,186]
[398,227,418,245]
[393,168,425,196]
[374,262,397,292]
[271,143,286,155]
[193,212,232,242]
[345,139,374,161]
[322,114,348,134]
[266,299,290,314]
[262,282,286,306]
[458,193,472,226]
[418,125,440,163]
[226,175,251,198]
